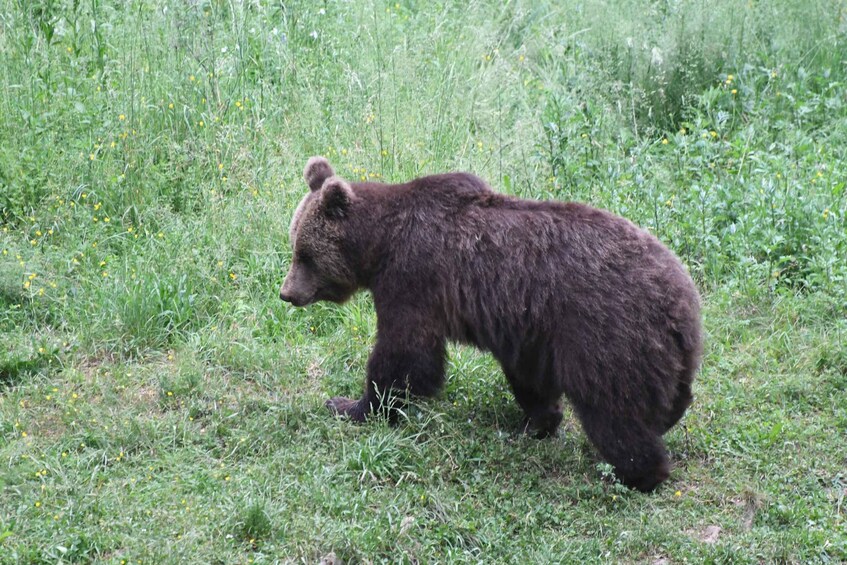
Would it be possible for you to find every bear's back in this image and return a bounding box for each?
[365,179,699,363]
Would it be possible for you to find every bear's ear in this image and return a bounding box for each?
[320,176,355,219]
[303,156,334,192]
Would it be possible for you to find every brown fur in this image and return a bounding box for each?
[280,157,703,492]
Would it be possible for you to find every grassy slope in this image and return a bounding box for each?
[1,0,846,562]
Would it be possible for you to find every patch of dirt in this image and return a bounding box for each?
[732,491,761,531]
[319,552,343,565]
[696,524,721,544]
[31,411,66,439]
[307,360,325,381]
[135,385,160,406]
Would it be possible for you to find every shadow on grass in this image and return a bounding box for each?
[0,354,47,389]
[0,283,53,388]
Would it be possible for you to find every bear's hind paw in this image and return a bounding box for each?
[326,396,368,422]
[521,407,564,439]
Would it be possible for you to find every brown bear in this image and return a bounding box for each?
[280,156,703,492]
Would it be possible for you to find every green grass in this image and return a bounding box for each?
[1,0,846,562]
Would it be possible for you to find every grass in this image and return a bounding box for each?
[1,0,846,562]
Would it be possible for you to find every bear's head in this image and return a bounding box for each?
[279,157,358,307]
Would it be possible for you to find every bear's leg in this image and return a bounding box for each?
[505,372,563,438]
[327,323,446,422]
[576,407,670,492]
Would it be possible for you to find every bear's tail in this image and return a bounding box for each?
[662,301,703,433]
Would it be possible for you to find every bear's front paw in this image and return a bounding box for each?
[521,406,564,439]
[326,396,368,422]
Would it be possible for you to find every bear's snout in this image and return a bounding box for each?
[280,261,323,306]
[279,283,311,307]
[279,287,300,305]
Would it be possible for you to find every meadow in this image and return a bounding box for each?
[1,0,846,562]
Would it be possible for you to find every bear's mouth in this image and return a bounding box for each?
[281,283,354,307]
[293,295,315,307]
[316,283,355,304]
[280,291,316,307]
